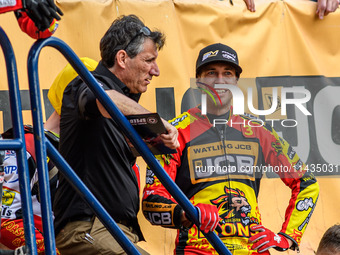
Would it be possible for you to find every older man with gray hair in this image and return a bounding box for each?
[53,14,179,255]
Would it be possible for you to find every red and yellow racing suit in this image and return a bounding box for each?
[1,126,60,254]
[142,107,319,255]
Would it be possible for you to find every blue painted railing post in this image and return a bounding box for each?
[0,27,38,255]
[27,38,141,255]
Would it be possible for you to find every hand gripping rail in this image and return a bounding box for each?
[27,36,233,255]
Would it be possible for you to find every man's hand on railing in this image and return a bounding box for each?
[180,203,222,234]
[195,203,221,234]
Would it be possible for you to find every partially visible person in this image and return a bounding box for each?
[14,10,60,39]
[0,0,63,39]
[316,224,340,255]
[0,56,93,252]
[0,116,60,254]
[142,43,319,254]
[53,14,179,255]
[0,135,5,247]
[48,57,99,116]
[315,0,339,19]
[242,0,338,19]
[47,57,145,188]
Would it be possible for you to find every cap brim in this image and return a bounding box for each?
[196,59,242,76]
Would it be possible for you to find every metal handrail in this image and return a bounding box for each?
[27,36,232,255]
[0,27,38,255]
[27,38,141,255]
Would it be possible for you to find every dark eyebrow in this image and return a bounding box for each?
[204,67,217,72]
[203,65,235,72]
[223,67,234,71]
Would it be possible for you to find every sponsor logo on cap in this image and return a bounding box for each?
[222,51,236,62]
[202,50,219,61]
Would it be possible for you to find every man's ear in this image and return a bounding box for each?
[115,50,128,69]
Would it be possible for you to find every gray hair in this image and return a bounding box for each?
[100,14,165,68]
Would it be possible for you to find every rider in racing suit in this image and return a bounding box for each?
[142,43,319,254]
[0,125,60,254]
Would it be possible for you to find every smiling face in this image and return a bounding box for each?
[122,38,160,94]
[197,62,238,114]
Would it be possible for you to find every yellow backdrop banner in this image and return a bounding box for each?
[0,0,339,254]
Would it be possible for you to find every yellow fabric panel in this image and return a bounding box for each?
[47,57,98,115]
[0,0,339,254]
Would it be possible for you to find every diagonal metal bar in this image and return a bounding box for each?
[27,38,141,255]
[46,140,141,255]
[28,36,232,255]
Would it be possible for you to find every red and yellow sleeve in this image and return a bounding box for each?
[261,126,319,247]
[16,10,58,39]
[142,112,195,229]
[142,153,183,228]
[142,115,192,228]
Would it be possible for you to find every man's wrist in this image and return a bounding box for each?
[286,238,293,248]
[278,232,299,251]
[179,209,193,231]
[180,210,192,228]
[173,204,185,228]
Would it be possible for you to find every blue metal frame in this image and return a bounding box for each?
[0,27,38,254]
[45,140,141,254]
[27,38,141,255]
[26,36,232,255]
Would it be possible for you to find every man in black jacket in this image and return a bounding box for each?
[53,14,179,255]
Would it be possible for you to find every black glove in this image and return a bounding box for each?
[22,0,63,31]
